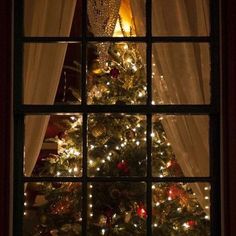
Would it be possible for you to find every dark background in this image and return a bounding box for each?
[0,0,235,235]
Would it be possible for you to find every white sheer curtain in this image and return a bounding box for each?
[24,0,76,176]
[131,0,210,213]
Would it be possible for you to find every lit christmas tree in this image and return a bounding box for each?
[23,39,210,236]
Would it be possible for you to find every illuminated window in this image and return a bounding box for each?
[14,0,220,235]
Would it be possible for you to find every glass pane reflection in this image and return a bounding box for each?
[88,114,147,177]
[152,115,209,177]
[88,182,146,236]
[152,43,210,105]
[87,0,146,37]
[24,0,82,37]
[24,115,83,177]
[24,43,82,105]
[152,182,210,235]
[23,182,82,236]
[87,42,147,105]
[152,0,210,36]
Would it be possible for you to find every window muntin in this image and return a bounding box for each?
[14,0,220,235]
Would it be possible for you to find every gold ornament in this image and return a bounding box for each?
[91,60,103,75]
[122,77,134,90]
[97,84,108,93]
[91,124,106,138]
[99,215,107,226]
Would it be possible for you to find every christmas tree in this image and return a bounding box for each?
[23,39,210,236]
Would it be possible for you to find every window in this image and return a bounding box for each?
[14,0,220,235]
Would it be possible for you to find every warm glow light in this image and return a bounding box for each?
[113,0,136,37]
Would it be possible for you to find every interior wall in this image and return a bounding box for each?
[222,0,236,235]
[0,0,12,235]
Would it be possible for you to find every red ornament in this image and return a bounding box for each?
[168,185,184,199]
[117,161,129,173]
[137,205,147,218]
[187,220,197,227]
[110,68,120,78]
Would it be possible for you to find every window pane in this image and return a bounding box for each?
[87,42,147,105]
[152,115,209,177]
[23,182,82,235]
[24,0,82,37]
[152,0,210,36]
[88,182,146,235]
[24,115,83,177]
[87,0,146,37]
[152,182,210,235]
[23,43,82,104]
[88,114,147,176]
[152,43,210,104]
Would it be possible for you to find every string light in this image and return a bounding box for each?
[183,222,190,229]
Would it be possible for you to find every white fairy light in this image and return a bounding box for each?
[138,91,143,97]
[70,116,76,121]
[183,222,190,229]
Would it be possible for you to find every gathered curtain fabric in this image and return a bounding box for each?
[24,0,76,176]
[130,0,210,213]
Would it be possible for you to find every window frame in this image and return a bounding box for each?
[13,0,221,235]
